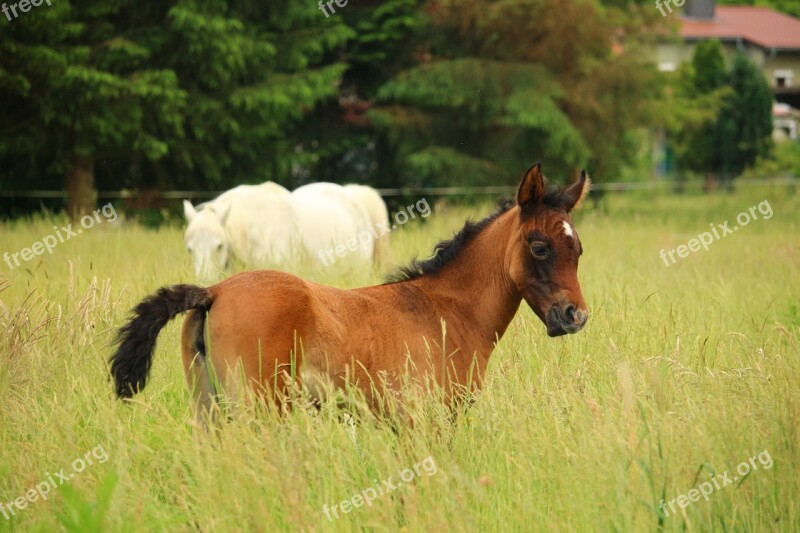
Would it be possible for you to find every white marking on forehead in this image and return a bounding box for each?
[562,220,574,238]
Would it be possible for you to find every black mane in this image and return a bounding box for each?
[384,179,579,284]
[384,199,515,284]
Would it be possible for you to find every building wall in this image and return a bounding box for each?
[652,42,695,71]
[654,42,800,92]
[762,52,800,90]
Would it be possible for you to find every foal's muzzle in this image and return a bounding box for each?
[546,304,588,337]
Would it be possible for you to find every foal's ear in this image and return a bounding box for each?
[183,200,198,222]
[517,162,547,207]
[563,170,591,212]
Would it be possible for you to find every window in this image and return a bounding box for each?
[774,69,794,89]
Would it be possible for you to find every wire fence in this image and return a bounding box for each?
[0,177,796,200]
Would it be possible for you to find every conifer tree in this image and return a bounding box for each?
[371,0,663,187]
[0,0,351,217]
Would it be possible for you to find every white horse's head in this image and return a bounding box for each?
[183,200,231,281]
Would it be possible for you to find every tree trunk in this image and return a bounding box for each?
[66,156,96,221]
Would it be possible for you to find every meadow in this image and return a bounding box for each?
[0,183,798,532]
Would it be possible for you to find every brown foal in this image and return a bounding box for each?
[110,163,590,420]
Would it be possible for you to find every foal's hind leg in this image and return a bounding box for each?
[181,309,216,427]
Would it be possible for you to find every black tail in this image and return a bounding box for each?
[110,285,213,399]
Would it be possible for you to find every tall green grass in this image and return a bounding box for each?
[0,185,798,531]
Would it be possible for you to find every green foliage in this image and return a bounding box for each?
[55,473,118,532]
[726,53,774,174]
[373,58,589,184]
[293,0,426,185]
[718,0,800,17]
[667,41,773,179]
[740,140,800,179]
[147,2,353,190]
[0,0,699,211]
[502,89,590,162]
[405,146,503,187]
[668,41,731,177]
[372,0,664,186]
[691,40,727,94]
[0,0,352,206]
[0,2,184,181]
[344,0,425,67]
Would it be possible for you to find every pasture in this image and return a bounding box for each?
[0,184,798,531]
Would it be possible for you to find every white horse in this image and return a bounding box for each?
[344,184,392,268]
[183,182,293,281]
[291,184,373,267]
[194,181,290,210]
[183,182,373,281]
[293,182,391,268]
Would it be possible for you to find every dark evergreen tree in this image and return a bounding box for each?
[296,0,426,186]
[726,53,774,175]
[370,0,664,187]
[670,41,773,185]
[0,0,352,218]
[673,40,731,187]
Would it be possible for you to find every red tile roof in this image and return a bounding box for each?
[681,6,800,50]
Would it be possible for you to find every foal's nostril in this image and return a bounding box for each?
[564,304,577,322]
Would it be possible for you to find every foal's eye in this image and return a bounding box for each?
[216,244,224,252]
[530,241,549,259]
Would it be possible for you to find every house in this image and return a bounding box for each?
[773,103,800,141]
[654,0,800,141]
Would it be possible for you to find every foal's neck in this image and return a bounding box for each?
[414,209,522,346]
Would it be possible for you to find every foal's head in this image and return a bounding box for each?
[508,163,590,337]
